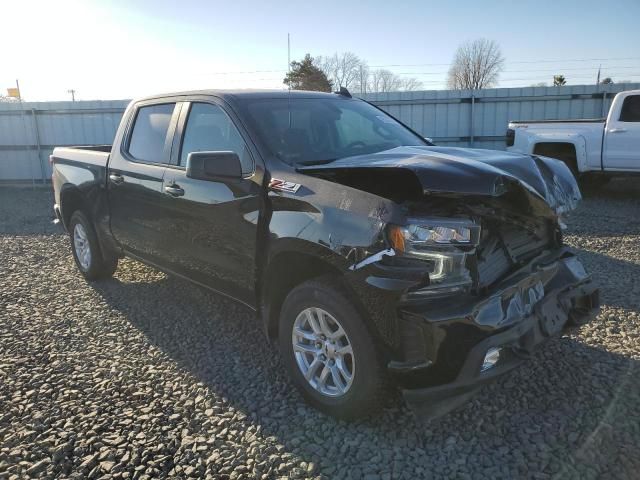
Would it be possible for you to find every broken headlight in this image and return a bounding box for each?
[388,218,480,297]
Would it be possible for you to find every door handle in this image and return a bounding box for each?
[164,184,185,197]
[109,173,124,185]
[609,128,627,133]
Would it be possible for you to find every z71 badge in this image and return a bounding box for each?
[269,178,301,193]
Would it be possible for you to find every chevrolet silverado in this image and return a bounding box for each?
[507,89,640,187]
[51,89,599,420]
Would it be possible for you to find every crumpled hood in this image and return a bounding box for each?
[297,146,581,216]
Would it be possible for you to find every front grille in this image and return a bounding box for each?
[476,237,511,287]
[476,221,553,288]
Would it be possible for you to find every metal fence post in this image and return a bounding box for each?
[470,93,475,147]
[31,109,46,183]
[15,103,37,187]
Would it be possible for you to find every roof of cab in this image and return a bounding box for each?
[134,89,347,103]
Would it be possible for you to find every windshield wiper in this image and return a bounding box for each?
[296,158,338,166]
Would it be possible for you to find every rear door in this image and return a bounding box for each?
[153,99,263,306]
[108,101,181,261]
[603,93,640,171]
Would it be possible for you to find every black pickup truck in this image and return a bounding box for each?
[51,89,599,420]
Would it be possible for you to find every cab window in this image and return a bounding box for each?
[180,103,253,174]
[619,95,640,122]
[127,103,176,163]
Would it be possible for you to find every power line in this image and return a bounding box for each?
[392,65,640,76]
[499,73,640,81]
[369,57,640,68]
[151,57,640,78]
[388,73,640,85]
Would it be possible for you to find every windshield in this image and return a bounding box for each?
[239,97,427,166]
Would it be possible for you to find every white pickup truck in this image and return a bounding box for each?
[507,89,640,186]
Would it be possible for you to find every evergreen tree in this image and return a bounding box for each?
[284,54,332,92]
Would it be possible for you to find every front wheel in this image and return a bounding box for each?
[69,210,118,280]
[278,279,388,419]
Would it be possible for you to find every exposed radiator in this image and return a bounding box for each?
[476,221,553,288]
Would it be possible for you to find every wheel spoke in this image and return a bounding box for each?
[294,327,316,342]
[329,325,345,341]
[330,365,346,392]
[304,357,322,380]
[336,357,353,381]
[318,365,330,389]
[305,309,322,334]
[316,309,334,337]
[293,342,320,355]
[335,344,352,356]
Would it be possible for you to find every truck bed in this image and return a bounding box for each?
[509,118,605,124]
[52,145,111,168]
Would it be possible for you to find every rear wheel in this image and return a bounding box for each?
[278,279,388,419]
[69,210,118,280]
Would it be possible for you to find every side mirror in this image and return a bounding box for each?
[186,151,242,182]
[424,137,435,145]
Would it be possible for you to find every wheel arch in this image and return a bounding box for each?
[259,246,347,342]
[60,184,121,261]
[529,136,588,175]
[59,184,90,230]
[258,233,390,338]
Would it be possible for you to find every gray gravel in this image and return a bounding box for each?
[1,181,639,479]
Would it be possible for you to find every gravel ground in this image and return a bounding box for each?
[1,181,639,479]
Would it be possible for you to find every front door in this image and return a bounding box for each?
[108,102,179,262]
[155,101,262,306]
[603,93,640,171]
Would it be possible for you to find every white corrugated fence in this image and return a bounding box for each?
[1,83,639,182]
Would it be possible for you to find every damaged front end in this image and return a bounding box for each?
[378,211,598,421]
[299,146,600,421]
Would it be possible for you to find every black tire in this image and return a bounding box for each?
[278,278,388,420]
[579,175,610,194]
[69,210,118,280]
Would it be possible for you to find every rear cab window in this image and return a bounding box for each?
[127,103,176,163]
[619,95,640,122]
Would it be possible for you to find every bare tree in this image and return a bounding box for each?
[316,52,365,91]
[447,39,504,90]
[368,69,402,92]
[366,69,423,92]
[316,52,423,93]
[400,77,423,91]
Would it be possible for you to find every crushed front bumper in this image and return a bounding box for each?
[391,250,599,421]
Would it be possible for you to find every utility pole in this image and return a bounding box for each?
[287,33,291,72]
[67,89,76,101]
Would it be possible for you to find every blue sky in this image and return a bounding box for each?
[2,0,639,101]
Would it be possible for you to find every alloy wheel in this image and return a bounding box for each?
[291,307,355,397]
[73,223,92,271]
